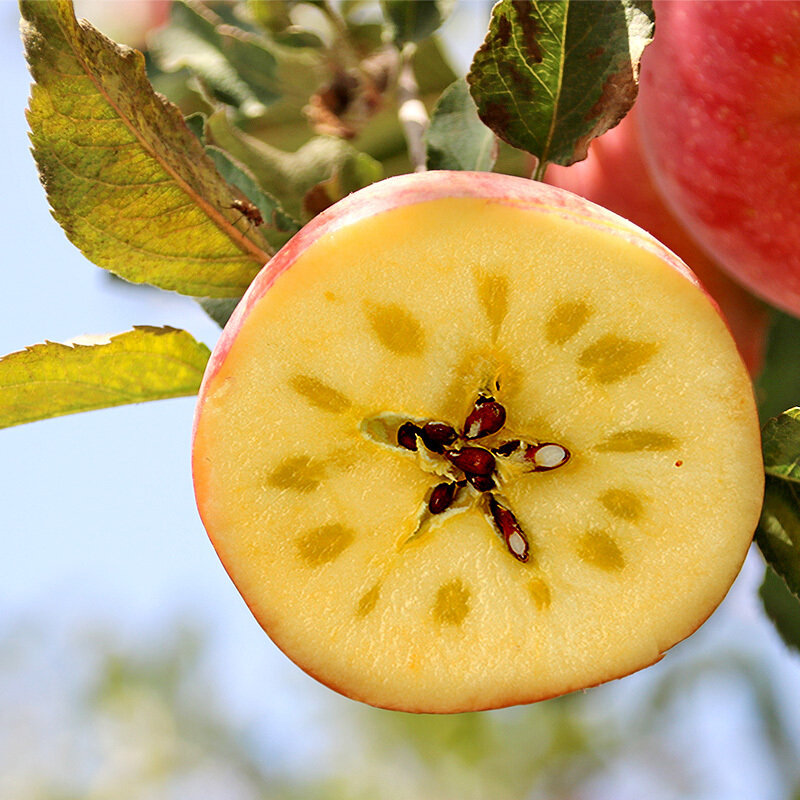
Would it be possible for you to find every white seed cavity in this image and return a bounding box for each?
[533,444,568,469]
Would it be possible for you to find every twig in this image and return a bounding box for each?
[396,44,429,172]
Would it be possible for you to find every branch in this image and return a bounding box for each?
[397,44,429,172]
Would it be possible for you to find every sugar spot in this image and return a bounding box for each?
[267,455,325,492]
[528,577,551,610]
[364,302,425,355]
[356,583,381,617]
[289,374,352,413]
[296,524,354,567]
[578,334,659,384]
[599,488,644,521]
[433,578,471,625]
[476,271,509,335]
[576,531,625,572]
[545,301,592,345]
[594,430,678,452]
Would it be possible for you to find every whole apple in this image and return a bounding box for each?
[636,0,800,316]
[546,109,768,375]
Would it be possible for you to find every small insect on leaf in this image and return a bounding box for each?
[230,199,264,227]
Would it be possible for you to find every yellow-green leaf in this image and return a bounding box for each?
[21,0,271,298]
[0,327,210,429]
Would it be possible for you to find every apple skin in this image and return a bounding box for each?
[635,0,800,316]
[546,109,769,375]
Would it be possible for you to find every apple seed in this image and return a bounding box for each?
[487,495,529,562]
[467,473,495,492]
[446,446,495,476]
[463,395,507,439]
[397,421,421,451]
[428,481,458,514]
[421,421,457,453]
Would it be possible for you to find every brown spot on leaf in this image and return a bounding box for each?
[512,0,543,63]
[481,101,512,133]
[496,12,512,47]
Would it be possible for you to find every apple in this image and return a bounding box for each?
[546,109,769,375]
[635,0,800,316]
[192,171,763,713]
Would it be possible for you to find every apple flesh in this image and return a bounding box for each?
[192,171,763,713]
[636,0,800,316]
[546,109,768,375]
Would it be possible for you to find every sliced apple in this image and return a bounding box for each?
[192,171,763,713]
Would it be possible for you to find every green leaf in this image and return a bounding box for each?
[21,0,270,297]
[757,476,800,600]
[206,112,383,221]
[184,111,207,143]
[756,310,800,425]
[381,0,453,45]
[467,0,654,177]
[762,408,800,483]
[198,298,241,328]
[0,328,210,428]
[205,145,300,248]
[149,1,280,116]
[303,151,384,217]
[759,566,800,653]
[152,1,327,129]
[425,78,497,172]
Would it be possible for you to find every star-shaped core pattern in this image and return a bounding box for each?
[393,393,570,562]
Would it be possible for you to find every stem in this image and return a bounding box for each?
[397,44,429,173]
[532,158,549,182]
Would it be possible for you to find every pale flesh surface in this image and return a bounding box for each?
[193,196,763,713]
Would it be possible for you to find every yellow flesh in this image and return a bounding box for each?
[193,197,763,712]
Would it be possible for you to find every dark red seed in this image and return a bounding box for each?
[467,472,495,492]
[463,396,506,439]
[488,495,529,562]
[397,422,420,451]
[421,421,457,453]
[428,481,457,514]
[494,439,521,456]
[446,447,495,476]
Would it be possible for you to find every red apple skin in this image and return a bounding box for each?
[635,0,800,316]
[546,110,768,375]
